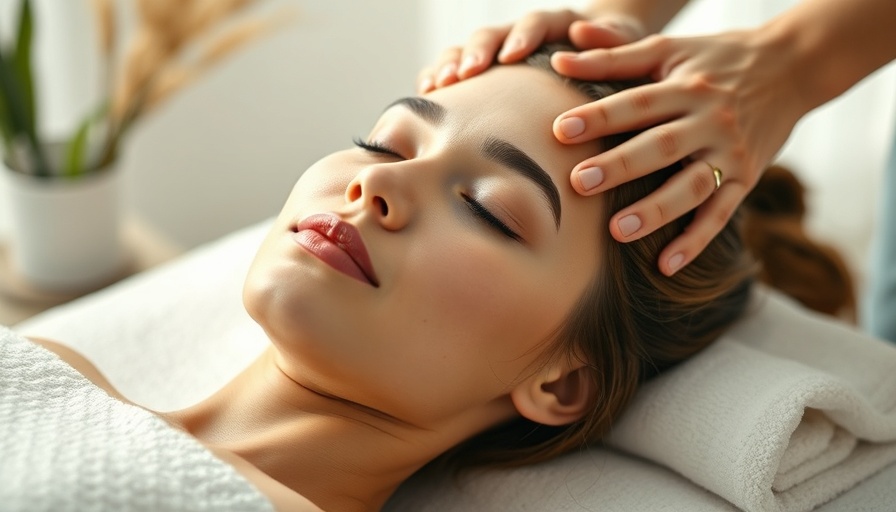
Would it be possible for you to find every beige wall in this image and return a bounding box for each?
[1,0,894,292]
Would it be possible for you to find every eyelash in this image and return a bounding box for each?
[352,137,522,242]
[352,136,400,157]
[462,194,522,242]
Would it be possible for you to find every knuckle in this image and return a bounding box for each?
[713,104,737,132]
[685,72,715,94]
[589,104,611,126]
[617,151,635,179]
[644,34,670,51]
[728,143,749,167]
[713,203,735,227]
[629,89,652,114]
[650,200,670,224]
[654,127,678,158]
[690,169,715,199]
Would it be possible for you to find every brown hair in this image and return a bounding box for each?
[435,44,757,471]
[741,164,856,320]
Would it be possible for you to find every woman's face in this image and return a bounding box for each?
[244,64,605,428]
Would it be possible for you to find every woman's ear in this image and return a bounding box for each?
[510,362,596,426]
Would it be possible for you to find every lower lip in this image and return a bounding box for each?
[292,229,372,286]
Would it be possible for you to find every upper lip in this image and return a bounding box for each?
[293,213,380,287]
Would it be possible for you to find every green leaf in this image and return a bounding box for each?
[65,102,107,178]
[12,0,35,128]
[0,54,48,175]
[64,115,91,178]
[0,54,26,136]
[0,0,49,176]
[0,83,15,150]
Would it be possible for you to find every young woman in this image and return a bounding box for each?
[28,45,754,511]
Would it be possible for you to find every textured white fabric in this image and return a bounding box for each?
[0,326,274,512]
[12,219,896,511]
[604,291,896,512]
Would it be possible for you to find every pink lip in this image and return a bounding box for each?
[291,213,379,287]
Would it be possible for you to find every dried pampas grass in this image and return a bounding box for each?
[91,0,293,168]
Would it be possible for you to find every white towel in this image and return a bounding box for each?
[605,290,896,512]
[0,326,274,512]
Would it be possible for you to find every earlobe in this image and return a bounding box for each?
[510,365,596,427]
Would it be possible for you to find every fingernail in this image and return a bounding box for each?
[558,117,585,138]
[499,37,523,59]
[419,76,434,93]
[437,62,457,84]
[577,166,604,190]
[553,51,578,60]
[618,214,642,237]
[459,54,479,75]
[668,253,685,273]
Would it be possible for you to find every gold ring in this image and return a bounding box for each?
[705,162,723,190]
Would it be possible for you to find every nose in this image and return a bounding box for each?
[345,163,413,231]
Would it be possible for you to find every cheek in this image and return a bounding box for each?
[391,233,572,383]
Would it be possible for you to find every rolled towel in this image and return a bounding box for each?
[606,288,896,512]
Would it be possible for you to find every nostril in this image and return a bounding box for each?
[374,196,389,216]
[347,182,362,202]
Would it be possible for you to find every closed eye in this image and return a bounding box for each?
[353,136,402,158]
[462,193,522,242]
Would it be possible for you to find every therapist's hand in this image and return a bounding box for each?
[416,9,646,93]
[552,28,807,275]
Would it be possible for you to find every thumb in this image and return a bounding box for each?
[569,17,645,49]
[551,35,665,81]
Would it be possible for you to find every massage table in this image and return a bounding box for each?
[5,219,896,511]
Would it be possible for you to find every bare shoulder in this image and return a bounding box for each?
[26,337,130,403]
[208,447,327,512]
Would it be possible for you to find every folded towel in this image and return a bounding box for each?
[606,289,896,512]
[0,326,273,512]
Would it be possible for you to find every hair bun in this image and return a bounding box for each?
[742,164,806,218]
[742,164,855,320]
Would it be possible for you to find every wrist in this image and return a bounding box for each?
[584,0,686,34]
[760,0,896,113]
[755,16,828,116]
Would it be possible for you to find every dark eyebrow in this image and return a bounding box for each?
[481,137,561,230]
[387,96,561,229]
[386,97,446,125]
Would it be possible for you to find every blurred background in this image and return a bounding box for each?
[0,0,893,294]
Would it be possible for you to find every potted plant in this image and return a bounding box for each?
[0,0,284,292]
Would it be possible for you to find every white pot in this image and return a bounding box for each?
[3,166,124,292]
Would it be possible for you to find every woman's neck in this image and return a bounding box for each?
[162,346,488,512]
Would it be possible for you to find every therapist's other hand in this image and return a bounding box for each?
[416,9,646,93]
[553,29,806,275]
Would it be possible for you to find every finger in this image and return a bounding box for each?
[606,159,725,243]
[568,19,641,49]
[551,34,669,81]
[569,117,706,195]
[554,81,689,143]
[416,66,437,94]
[498,9,580,63]
[655,181,747,276]
[458,25,512,79]
[433,47,463,88]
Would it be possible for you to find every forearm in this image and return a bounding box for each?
[582,0,691,34]
[763,0,896,112]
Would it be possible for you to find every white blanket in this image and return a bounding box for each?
[605,291,896,512]
[0,326,273,512]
